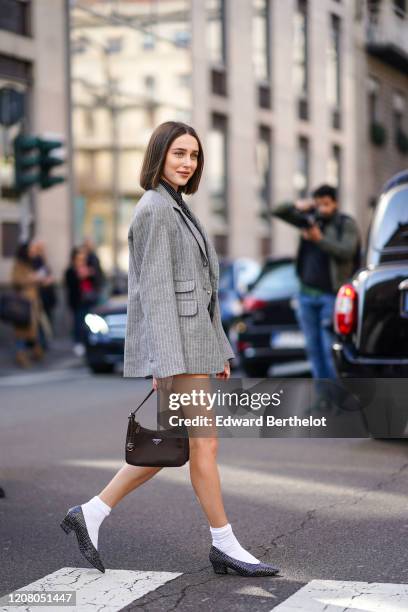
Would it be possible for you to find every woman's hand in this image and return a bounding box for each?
[216,361,231,380]
[152,376,174,391]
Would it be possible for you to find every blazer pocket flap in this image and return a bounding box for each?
[174,279,195,293]
[177,299,198,316]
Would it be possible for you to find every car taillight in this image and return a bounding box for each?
[242,297,267,312]
[237,340,251,352]
[334,284,358,335]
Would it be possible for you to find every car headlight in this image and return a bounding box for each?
[84,313,109,335]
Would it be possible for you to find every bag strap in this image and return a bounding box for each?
[129,388,155,419]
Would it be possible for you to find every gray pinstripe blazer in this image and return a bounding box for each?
[123,183,235,378]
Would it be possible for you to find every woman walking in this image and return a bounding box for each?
[11,242,45,368]
[65,247,99,356]
[61,122,279,577]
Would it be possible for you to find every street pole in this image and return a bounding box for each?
[102,47,120,284]
[20,191,32,243]
[65,0,76,249]
[110,97,120,282]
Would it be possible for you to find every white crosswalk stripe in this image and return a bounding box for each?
[272,580,408,611]
[0,567,182,612]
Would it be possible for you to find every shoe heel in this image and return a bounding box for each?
[211,561,228,575]
[60,516,73,534]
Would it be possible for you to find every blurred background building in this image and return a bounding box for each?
[71,0,408,274]
[0,0,71,284]
[0,0,407,284]
[357,0,408,215]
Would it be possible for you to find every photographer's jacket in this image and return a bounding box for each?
[124,183,235,378]
[273,202,360,293]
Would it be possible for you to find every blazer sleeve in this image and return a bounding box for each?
[212,293,235,362]
[130,205,187,378]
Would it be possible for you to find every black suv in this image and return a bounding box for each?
[333,170,408,377]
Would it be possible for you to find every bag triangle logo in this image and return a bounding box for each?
[152,438,163,445]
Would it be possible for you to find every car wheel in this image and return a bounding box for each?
[242,363,270,378]
[90,363,115,374]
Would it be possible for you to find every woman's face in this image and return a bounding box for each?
[162,134,199,191]
[74,250,86,267]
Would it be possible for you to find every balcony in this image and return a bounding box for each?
[366,0,408,72]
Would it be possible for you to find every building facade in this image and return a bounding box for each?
[356,0,408,225]
[71,0,192,273]
[0,0,72,285]
[71,0,408,272]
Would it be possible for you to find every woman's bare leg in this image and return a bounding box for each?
[97,373,227,522]
[172,373,228,528]
[189,437,228,527]
[98,465,162,508]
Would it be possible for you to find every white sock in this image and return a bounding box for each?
[210,523,260,564]
[81,496,111,549]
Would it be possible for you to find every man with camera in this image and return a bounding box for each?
[272,184,360,380]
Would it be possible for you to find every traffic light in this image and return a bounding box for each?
[38,137,65,189]
[13,135,40,193]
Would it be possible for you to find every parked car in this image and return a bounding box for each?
[82,258,255,374]
[234,257,308,377]
[333,170,408,377]
[84,295,127,374]
[218,258,261,333]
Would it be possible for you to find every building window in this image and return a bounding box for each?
[174,30,191,48]
[393,91,406,132]
[72,37,87,55]
[368,76,380,123]
[256,126,272,222]
[143,76,157,128]
[105,37,123,54]
[144,75,156,94]
[327,144,341,199]
[2,222,20,258]
[393,91,407,152]
[209,114,228,219]
[260,236,271,258]
[0,0,31,37]
[293,0,309,120]
[253,0,271,109]
[294,137,309,198]
[207,0,226,66]
[142,31,155,51]
[207,0,227,96]
[213,234,228,257]
[177,73,191,88]
[253,0,271,83]
[327,14,341,129]
[0,77,29,201]
[83,109,94,136]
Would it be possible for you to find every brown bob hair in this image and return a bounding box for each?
[140,121,204,194]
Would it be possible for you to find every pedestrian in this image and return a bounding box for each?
[30,239,57,348]
[10,241,45,368]
[64,247,98,357]
[61,121,280,577]
[273,184,360,380]
[82,237,106,302]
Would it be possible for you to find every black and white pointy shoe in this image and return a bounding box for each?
[60,506,105,573]
[209,546,280,577]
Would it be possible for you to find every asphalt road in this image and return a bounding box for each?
[0,367,407,611]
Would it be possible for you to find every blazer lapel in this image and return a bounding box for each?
[188,212,219,281]
[155,184,210,267]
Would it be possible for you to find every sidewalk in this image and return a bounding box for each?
[0,326,84,377]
